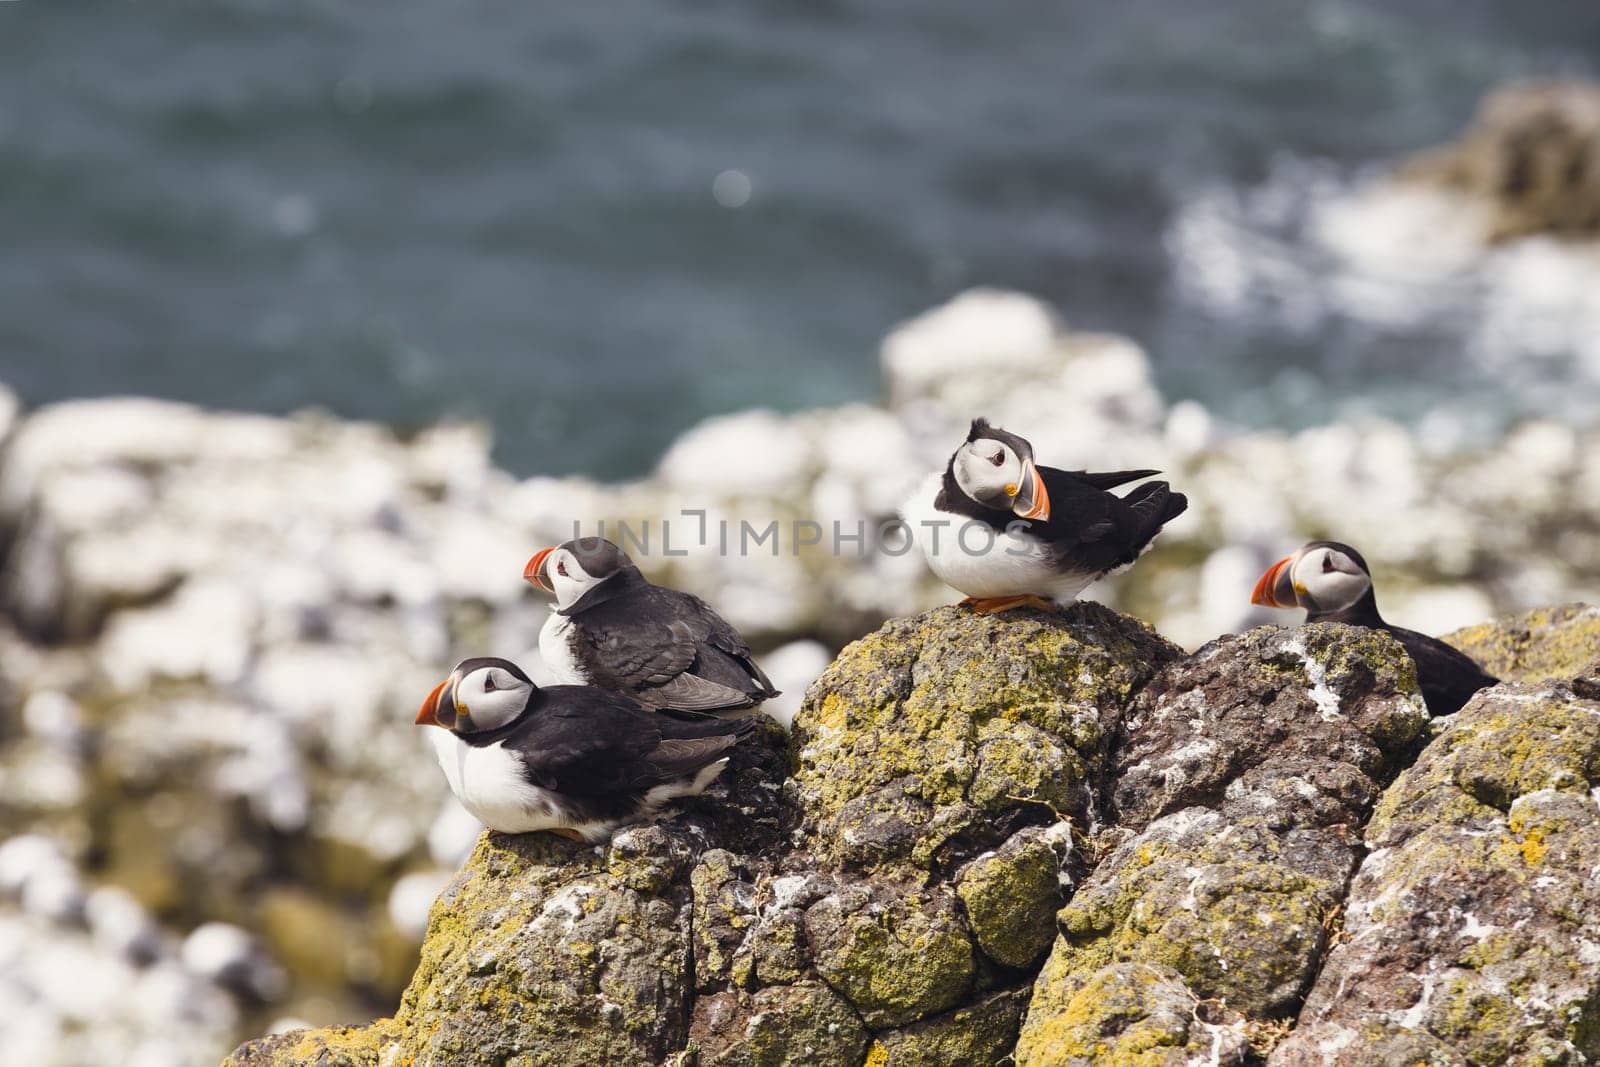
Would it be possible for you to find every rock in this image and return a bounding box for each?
[222,604,1177,1065]
[1016,624,1431,1063]
[692,982,869,1067]
[1445,602,1600,685]
[223,1021,405,1067]
[227,716,791,1067]
[803,885,974,1029]
[1013,962,1251,1066]
[791,602,1182,874]
[1403,80,1600,241]
[1273,681,1600,1064]
[955,825,1071,970]
[865,987,1030,1067]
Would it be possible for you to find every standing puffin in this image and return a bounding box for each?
[524,539,779,713]
[416,657,756,840]
[901,418,1188,613]
[1250,540,1498,716]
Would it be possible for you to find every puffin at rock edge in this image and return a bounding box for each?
[1251,540,1498,716]
[525,538,778,714]
[901,418,1188,613]
[416,656,756,841]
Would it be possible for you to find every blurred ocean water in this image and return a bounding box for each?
[0,0,1597,478]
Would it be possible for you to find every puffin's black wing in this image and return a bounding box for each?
[1391,628,1499,716]
[1026,467,1188,572]
[509,686,754,797]
[575,586,777,712]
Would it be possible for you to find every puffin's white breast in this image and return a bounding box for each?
[427,728,569,834]
[539,610,587,685]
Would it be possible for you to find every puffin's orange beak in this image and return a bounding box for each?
[1251,555,1297,608]
[1012,461,1051,521]
[524,547,555,592]
[416,679,450,727]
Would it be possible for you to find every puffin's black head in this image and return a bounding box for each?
[416,656,536,735]
[523,537,640,609]
[948,417,1050,520]
[1251,540,1375,617]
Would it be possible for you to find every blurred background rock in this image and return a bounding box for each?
[1,3,1598,1065]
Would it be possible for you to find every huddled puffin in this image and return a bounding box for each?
[524,538,779,713]
[1251,540,1498,716]
[416,657,756,840]
[901,418,1188,612]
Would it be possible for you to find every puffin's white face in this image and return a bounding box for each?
[951,435,1050,520]
[543,547,608,610]
[452,664,534,733]
[416,659,535,735]
[1252,542,1373,614]
[1290,544,1371,614]
[525,541,629,610]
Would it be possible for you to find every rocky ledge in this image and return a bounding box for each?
[226,602,1600,1066]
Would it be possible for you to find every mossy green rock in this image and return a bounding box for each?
[791,602,1181,873]
[1018,625,1430,1064]
[223,1020,406,1067]
[955,825,1070,969]
[693,982,870,1066]
[225,605,1600,1067]
[803,885,975,1028]
[865,987,1029,1067]
[1014,962,1249,1066]
[1445,602,1600,685]
[1275,681,1600,1065]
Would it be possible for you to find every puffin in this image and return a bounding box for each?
[415,656,756,840]
[900,418,1188,612]
[524,538,778,713]
[1250,540,1498,716]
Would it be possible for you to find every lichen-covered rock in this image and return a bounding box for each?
[865,987,1029,1067]
[791,602,1181,874]
[1273,681,1600,1065]
[1112,623,1430,830]
[225,723,790,1067]
[1016,624,1430,1064]
[803,885,975,1028]
[222,1021,405,1067]
[692,982,870,1067]
[955,825,1071,970]
[1445,602,1600,686]
[1014,962,1250,1067]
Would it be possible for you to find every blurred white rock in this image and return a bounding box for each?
[388,868,454,939]
[656,409,815,498]
[181,922,286,1001]
[428,800,485,868]
[757,639,833,730]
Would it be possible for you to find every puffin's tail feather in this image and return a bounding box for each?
[1122,481,1188,549]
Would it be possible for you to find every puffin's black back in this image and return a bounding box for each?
[565,577,778,711]
[492,684,755,822]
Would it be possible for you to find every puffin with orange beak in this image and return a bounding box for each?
[1251,540,1497,716]
[416,656,756,840]
[525,539,778,714]
[901,418,1188,613]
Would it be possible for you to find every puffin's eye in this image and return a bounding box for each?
[1322,553,1336,573]
[557,560,569,577]
[483,674,496,692]
[990,451,1005,466]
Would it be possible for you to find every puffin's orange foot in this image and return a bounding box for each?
[961,595,1058,615]
[547,827,586,842]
